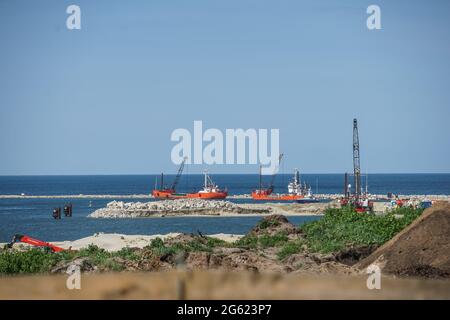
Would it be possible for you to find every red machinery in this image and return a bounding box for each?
[6,234,65,253]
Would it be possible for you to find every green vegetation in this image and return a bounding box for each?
[0,244,140,274]
[235,232,289,249]
[257,219,281,230]
[0,248,61,274]
[0,236,228,275]
[0,207,425,274]
[277,240,305,260]
[299,206,424,253]
[145,236,227,256]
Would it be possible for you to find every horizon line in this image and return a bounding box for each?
[1,172,450,177]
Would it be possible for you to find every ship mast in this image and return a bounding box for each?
[204,170,208,189]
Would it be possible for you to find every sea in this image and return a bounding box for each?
[0,174,449,242]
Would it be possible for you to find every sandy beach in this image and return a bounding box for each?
[2,233,244,252]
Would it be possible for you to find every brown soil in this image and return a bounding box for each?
[248,214,299,236]
[357,201,450,278]
[334,245,379,266]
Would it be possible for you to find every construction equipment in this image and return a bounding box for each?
[251,154,284,199]
[353,118,361,201]
[6,234,65,253]
[268,154,284,194]
[152,157,188,198]
[341,119,373,212]
[170,156,187,191]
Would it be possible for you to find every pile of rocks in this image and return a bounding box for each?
[89,199,269,218]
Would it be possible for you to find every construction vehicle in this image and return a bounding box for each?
[340,119,373,212]
[152,157,187,199]
[6,234,65,253]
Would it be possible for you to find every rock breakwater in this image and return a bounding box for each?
[89,199,271,218]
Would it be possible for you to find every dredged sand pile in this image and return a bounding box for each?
[357,201,450,278]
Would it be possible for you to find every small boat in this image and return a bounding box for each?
[295,188,319,203]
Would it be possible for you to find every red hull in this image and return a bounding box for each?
[186,191,228,199]
[153,190,228,200]
[152,189,175,199]
[251,191,304,201]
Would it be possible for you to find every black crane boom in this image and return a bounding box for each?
[268,153,284,193]
[170,157,187,191]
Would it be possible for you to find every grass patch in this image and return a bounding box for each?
[0,244,142,275]
[235,232,289,249]
[145,236,228,256]
[300,205,423,253]
[0,248,62,274]
[277,240,305,260]
[258,219,281,230]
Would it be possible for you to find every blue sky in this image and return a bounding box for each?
[0,0,449,175]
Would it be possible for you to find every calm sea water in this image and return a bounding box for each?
[0,196,320,242]
[1,174,449,196]
[0,174,448,242]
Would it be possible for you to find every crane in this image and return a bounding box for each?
[340,119,372,212]
[153,157,188,198]
[170,156,187,191]
[267,153,284,194]
[353,118,361,200]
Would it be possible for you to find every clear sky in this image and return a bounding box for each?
[0,0,449,175]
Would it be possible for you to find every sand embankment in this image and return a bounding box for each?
[357,201,450,278]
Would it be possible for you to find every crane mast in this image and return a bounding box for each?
[268,153,284,193]
[353,118,361,200]
[170,157,187,191]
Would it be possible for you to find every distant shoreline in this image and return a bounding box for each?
[1,173,450,176]
[1,194,449,200]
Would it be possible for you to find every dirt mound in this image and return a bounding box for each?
[357,202,450,278]
[164,233,200,246]
[249,215,299,236]
[334,245,379,266]
[183,250,286,273]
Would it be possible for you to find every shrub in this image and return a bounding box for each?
[277,240,305,260]
[0,248,62,274]
[235,232,289,249]
[300,206,423,253]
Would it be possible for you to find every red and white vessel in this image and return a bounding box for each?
[153,167,227,200]
[252,167,313,201]
[185,170,228,199]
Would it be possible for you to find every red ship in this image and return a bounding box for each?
[251,154,318,202]
[152,159,227,200]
